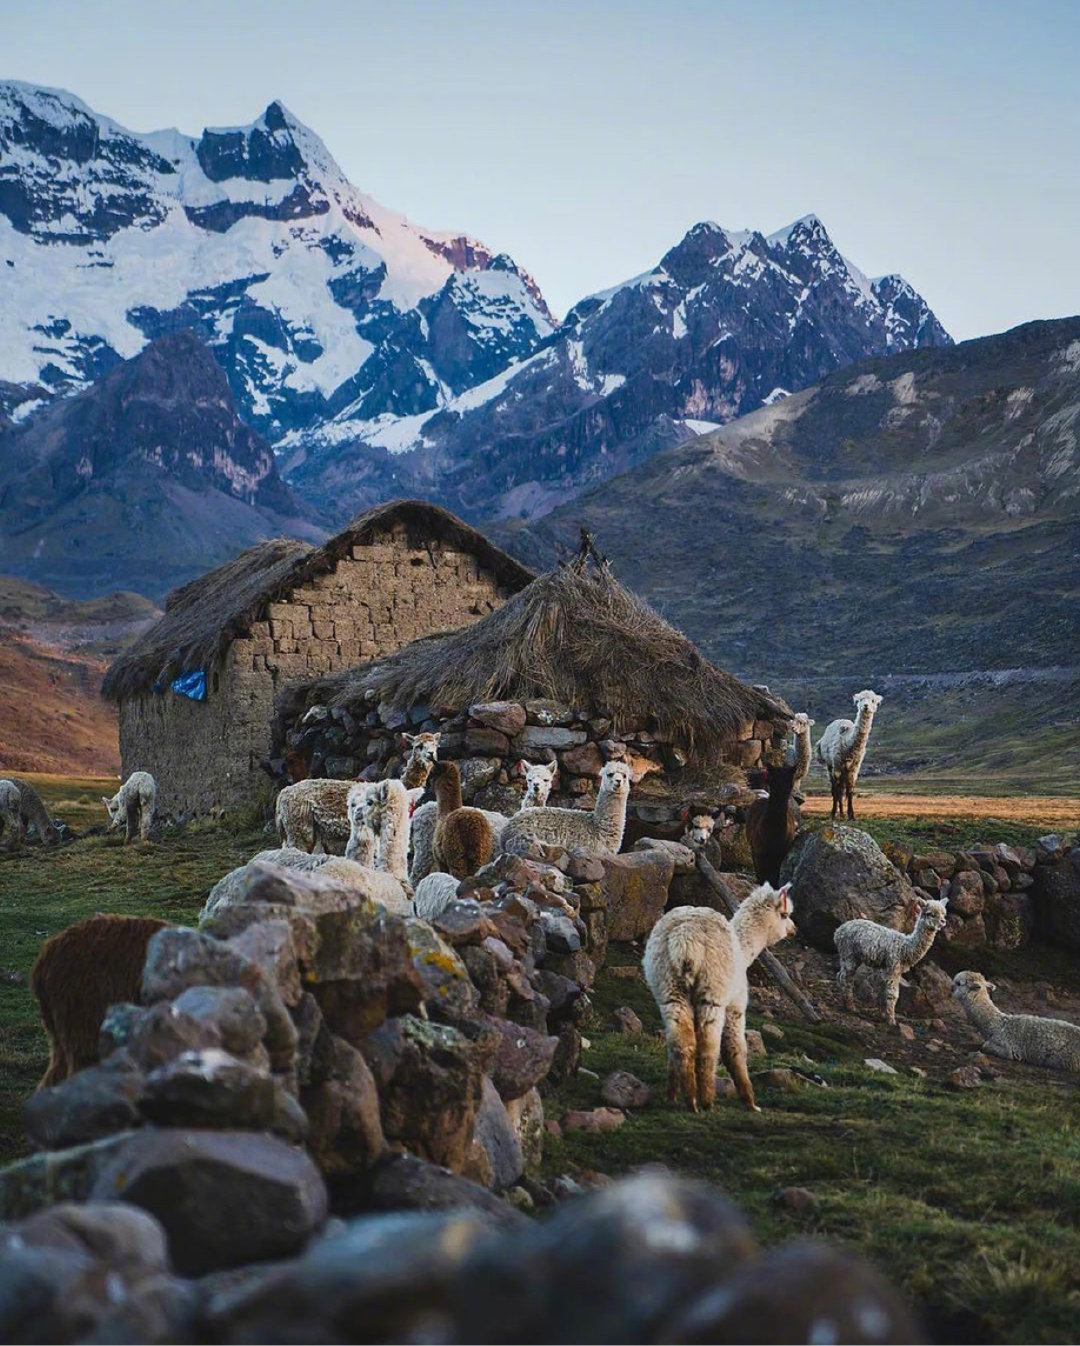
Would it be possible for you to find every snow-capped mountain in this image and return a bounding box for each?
[288,215,953,524]
[0,81,554,438]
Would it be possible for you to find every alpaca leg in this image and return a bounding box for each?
[125,797,139,844]
[846,777,856,820]
[694,1002,725,1110]
[139,803,152,841]
[883,971,901,1026]
[829,775,842,820]
[721,1007,758,1112]
[838,955,857,1011]
[662,1000,698,1111]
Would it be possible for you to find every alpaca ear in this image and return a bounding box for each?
[402,733,416,747]
[777,883,792,915]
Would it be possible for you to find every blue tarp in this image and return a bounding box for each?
[169,669,207,702]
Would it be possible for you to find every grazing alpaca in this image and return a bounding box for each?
[815,690,883,820]
[680,813,716,852]
[499,761,633,856]
[952,971,1080,1073]
[103,771,157,843]
[745,763,801,886]
[275,778,356,854]
[401,732,441,788]
[409,760,556,886]
[30,914,169,1087]
[429,761,495,880]
[0,777,60,847]
[643,884,796,1112]
[834,896,947,1025]
[0,780,22,848]
[789,713,815,797]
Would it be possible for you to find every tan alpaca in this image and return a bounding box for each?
[275,778,354,853]
[429,761,494,880]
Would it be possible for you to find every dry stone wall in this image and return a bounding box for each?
[120,526,513,817]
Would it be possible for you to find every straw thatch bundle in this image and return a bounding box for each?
[287,558,790,762]
[102,500,533,702]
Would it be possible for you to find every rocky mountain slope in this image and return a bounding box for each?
[288,215,952,524]
[0,330,324,596]
[0,81,553,440]
[499,317,1080,696]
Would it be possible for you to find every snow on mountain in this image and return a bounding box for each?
[0,81,554,437]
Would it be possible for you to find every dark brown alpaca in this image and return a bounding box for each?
[745,763,802,887]
[29,914,169,1088]
[429,761,494,880]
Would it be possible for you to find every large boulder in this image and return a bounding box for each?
[1031,846,1080,951]
[780,826,918,951]
[469,1077,524,1192]
[0,1134,135,1221]
[24,1056,143,1152]
[302,1035,386,1175]
[602,850,675,941]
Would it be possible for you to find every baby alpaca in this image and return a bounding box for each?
[745,763,801,886]
[429,761,494,880]
[834,895,947,1025]
[952,971,1080,1074]
[789,713,815,797]
[401,732,441,788]
[815,690,883,820]
[680,813,716,851]
[30,914,169,1087]
[643,884,797,1112]
[499,761,633,856]
[103,770,157,843]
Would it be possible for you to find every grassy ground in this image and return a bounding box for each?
[2,776,1079,1341]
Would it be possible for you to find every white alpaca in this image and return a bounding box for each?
[344,783,376,865]
[952,971,1080,1074]
[401,732,440,788]
[361,778,416,882]
[815,690,882,820]
[499,761,633,857]
[103,771,157,843]
[680,814,716,851]
[0,780,22,848]
[789,713,815,796]
[413,872,461,922]
[409,760,557,886]
[643,884,796,1112]
[834,896,947,1025]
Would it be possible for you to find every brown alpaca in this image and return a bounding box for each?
[29,914,169,1088]
[745,763,801,887]
[429,761,494,880]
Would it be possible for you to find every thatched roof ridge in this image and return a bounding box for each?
[102,500,535,702]
[283,559,791,762]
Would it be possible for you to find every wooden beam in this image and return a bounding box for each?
[697,852,822,1024]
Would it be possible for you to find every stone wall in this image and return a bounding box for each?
[120,525,515,817]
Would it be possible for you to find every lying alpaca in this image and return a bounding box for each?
[499,761,633,857]
[409,760,556,886]
[275,778,355,854]
[815,690,883,820]
[103,770,157,843]
[30,914,169,1087]
[745,763,801,886]
[429,761,494,880]
[680,813,716,851]
[789,713,815,797]
[1,777,60,847]
[401,732,441,788]
[952,971,1080,1073]
[834,895,947,1025]
[643,884,796,1112]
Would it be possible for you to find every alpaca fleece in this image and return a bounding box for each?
[0,777,60,846]
[103,771,157,843]
[815,690,882,820]
[745,763,801,886]
[275,778,354,854]
[790,713,815,796]
[952,971,1080,1073]
[499,761,632,857]
[429,761,495,880]
[834,896,947,1024]
[30,914,169,1087]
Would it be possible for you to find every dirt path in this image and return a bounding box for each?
[800,791,1080,826]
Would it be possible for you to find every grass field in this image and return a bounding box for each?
[1,775,1078,1342]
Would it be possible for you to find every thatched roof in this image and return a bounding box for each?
[282,555,791,763]
[102,500,535,701]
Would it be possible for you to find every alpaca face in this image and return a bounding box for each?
[853,690,883,715]
[403,732,440,768]
[914,896,948,931]
[683,814,715,849]
[599,761,632,797]
[346,783,372,831]
[523,762,557,805]
[792,713,815,732]
[748,882,798,943]
[102,794,123,829]
[952,969,995,998]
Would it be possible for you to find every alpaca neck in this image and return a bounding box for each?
[963,989,1005,1035]
[377,810,409,881]
[403,757,432,789]
[435,774,462,815]
[794,727,812,780]
[347,825,376,866]
[899,914,939,970]
[845,704,877,774]
[594,783,629,851]
[732,905,773,967]
[766,776,794,820]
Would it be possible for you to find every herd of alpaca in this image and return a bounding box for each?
[22,684,1080,1109]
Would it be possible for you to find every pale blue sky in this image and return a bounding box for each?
[5,0,1078,339]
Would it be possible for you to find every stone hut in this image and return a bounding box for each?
[101,501,534,816]
[275,549,792,835]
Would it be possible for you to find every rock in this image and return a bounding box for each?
[123,999,224,1072]
[562,1107,626,1133]
[471,1077,524,1191]
[361,1015,489,1171]
[613,1006,643,1034]
[525,699,573,726]
[11,1201,169,1272]
[470,701,527,736]
[948,1066,982,1090]
[602,850,674,940]
[1032,847,1080,951]
[899,961,957,1019]
[634,836,698,874]
[745,1029,766,1057]
[484,1017,559,1101]
[302,1033,386,1175]
[753,1068,803,1090]
[565,849,606,882]
[23,1055,143,1152]
[600,1070,651,1109]
[431,900,499,947]
[942,913,987,947]
[405,918,478,1018]
[224,918,301,1007]
[1035,834,1066,863]
[515,725,587,750]
[360,1152,528,1227]
[661,1240,920,1344]
[716,823,754,871]
[0,1133,135,1221]
[898,1022,915,1041]
[984,892,1034,950]
[761,1021,785,1040]
[540,910,581,954]
[774,1186,819,1214]
[779,826,917,952]
[465,726,511,756]
[90,1129,328,1275]
[506,1088,545,1174]
[171,985,268,1059]
[561,741,604,776]
[863,1058,899,1075]
[97,1003,145,1059]
[140,1049,306,1140]
[949,870,986,916]
[913,866,941,893]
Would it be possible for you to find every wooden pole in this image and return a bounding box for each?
[697,852,822,1024]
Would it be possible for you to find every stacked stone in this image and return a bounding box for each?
[284,696,785,833]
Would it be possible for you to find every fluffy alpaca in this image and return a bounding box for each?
[499,761,633,857]
[0,777,60,847]
[30,914,169,1087]
[401,732,441,788]
[815,690,883,820]
[103,771,157,843]
[362,778,413,882]
[952,971,1080,1073]
[0,780,22,848]
[643,884,796,1112]
[745,763,801,886]
[409,761,556,886]
[680,814,716,852]
[834,896,948,1025]
[345,783,376,865]
[789,713,815,797]
[414,872,461,922]
[429,761,495,880]
[275,778,355,854]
